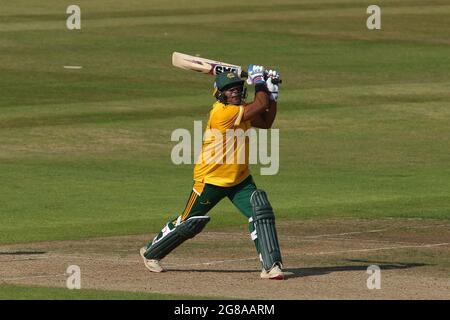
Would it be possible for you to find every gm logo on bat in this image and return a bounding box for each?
[214,65,239,74]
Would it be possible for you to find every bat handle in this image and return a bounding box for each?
[240,70,282,84]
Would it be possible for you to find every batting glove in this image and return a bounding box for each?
[266,70,280,101]
[247,64,265,85]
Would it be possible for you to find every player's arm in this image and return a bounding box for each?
[250,101,276,129]
[247,70,280,129]
[242,86,270,122]
[242,65,270,122]
[260,100,279,128]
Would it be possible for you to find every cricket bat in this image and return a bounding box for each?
[172,52,281,83]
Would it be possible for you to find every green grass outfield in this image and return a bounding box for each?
[1,0,449,244]
[0,284,215,300]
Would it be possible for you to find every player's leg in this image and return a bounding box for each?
[227,176,260,251]
[140,181,226,272]
[228,176,284,280]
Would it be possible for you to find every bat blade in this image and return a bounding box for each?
[172,52,243,76]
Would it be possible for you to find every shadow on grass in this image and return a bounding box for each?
[167,260,427,280]
[0,251,46,255]
[284,260,428,279]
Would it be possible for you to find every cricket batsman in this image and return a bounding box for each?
[140,65,284,280]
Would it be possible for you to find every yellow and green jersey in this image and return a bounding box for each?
[194,101,251,187]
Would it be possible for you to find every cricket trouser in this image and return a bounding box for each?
[146,175,261,257]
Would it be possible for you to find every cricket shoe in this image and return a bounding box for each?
[260,264,284,280]
[140,247,166,273]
